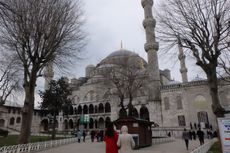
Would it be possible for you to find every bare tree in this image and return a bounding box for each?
[0,60,21,105]
[157,0,230,117]
[102,57,146,117]
[0,0,86,143]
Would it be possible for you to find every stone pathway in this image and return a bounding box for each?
[37,138,209,153]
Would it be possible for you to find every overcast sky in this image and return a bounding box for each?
[31,0,206,105]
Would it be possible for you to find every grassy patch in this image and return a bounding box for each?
[0,135,69,147]
[208,141,221,153]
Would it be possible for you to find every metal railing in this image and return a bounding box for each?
[0,137,77,153]
[190,138,218,153]
[152,137,175,144]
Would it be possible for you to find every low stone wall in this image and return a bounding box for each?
[152,137,175,145]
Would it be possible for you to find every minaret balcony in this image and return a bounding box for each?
[143,18,156,28]
[141,0,153,8]
[144,42,159,51]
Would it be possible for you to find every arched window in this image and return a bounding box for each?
[89,118,94,129]
[69,119,74,129]
[95,119,98,129]
[164,97,170,110]
[132,107,139,118]
[83,105,88,114]
[178,115,186,126]
[16,117,21,124]
[89,104,94,114]
[105,102,111,113]
[77,105,82,114]
[105,117,111,128]
[98,103,104,113]
[0,119,5,127]
[9,117,15,125]
[64,119,68,129]
[41,119,49,131]
[140,105,149,121]
[84,90,96,101]
[95,105,98,113]
[176,96,183,109]
[74,107,77,114]
[98,117,104,129]
[197,111,209,124]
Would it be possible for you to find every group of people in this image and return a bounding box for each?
[90,130,104,142]
[76,130,86,143]
[75,122,136,153]
[182,128,213,150]
[104,122,135,153]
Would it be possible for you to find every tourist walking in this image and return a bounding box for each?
[182,128,190,150]
[104,122,119,153]
[192,131,196,140]
[90,130,95,142]
[77,130,81,143]
[117,125,135,153]
[197,128,204,145]
[83,130,86,142]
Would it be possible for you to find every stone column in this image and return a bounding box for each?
[142,0,162,124]
[178,39,188,83]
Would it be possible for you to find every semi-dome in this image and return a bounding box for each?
[98,48,147,68]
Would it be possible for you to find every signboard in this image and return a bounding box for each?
[80,115,90,124]
[218,118,230,153]
[84,114,90,123]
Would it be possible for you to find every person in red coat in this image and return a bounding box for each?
[104,122,118,153]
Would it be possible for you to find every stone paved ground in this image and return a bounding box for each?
[38,138,210,153]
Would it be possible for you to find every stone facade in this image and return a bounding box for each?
[0,0,229,135]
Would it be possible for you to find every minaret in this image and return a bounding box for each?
[43,62,54,90]
[178,38,188,83]
[141,0,161,102]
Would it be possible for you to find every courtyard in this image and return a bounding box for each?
[37,138,206,153]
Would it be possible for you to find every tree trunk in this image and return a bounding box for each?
[128,93,133,117]
[51,112,56,140]
[18,75,37,144]
[207,71,225,117]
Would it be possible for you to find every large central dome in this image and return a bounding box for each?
[98,48,147,68]
[107,49,138,58]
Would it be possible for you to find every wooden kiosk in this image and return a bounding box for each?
[114,117,153,148]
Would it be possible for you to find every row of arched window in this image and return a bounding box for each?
[67,102,111,115]
[9,117,21,125]
[40,117,111,131]
[119,105,150,121]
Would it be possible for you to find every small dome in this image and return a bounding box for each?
[192,75,205,81]
[167,80,181,85]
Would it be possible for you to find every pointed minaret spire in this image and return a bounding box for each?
[120,40,123,49]
[178,38,188,83]
[142,0,161,101]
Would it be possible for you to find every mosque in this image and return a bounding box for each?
[0,0,229,135]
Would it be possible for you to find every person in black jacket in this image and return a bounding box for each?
[182,128,190,150]
[197,128,204,145]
